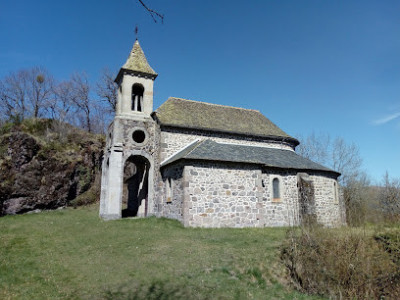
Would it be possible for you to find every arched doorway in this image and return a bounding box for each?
[122,155,150,218]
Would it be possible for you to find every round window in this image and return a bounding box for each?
[132,130,146,144]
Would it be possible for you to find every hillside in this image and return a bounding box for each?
[0,119,104,216]
[0,204,321,300]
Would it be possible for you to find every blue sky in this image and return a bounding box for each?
[1,0,399,181]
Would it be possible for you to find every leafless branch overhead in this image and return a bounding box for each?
[138,0,164,23]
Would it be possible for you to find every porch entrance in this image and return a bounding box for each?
[122,155,150,218]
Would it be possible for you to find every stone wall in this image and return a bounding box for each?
[100,116,162,219]
[159,128,295,162]
[182,163,262,227]
[309,173,344,227]
[259,170,300,227]
[159,164,185,222]
[181,163,307,228]
[167,162,345,228]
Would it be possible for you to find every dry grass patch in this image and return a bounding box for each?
[281,225,400,299]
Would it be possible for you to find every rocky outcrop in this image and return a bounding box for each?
[0,120,104,215]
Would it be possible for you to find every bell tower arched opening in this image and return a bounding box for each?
[122,155,150,218]
[131,83,144,112]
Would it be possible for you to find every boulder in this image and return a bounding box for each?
[0,121,104,216]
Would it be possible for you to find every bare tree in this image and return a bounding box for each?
[296,133,362,186]
[0,69,29,119]
[96,68,117,114]
[49,71,110,134]
[380,172,400,218]
[0,80,12,119]
[26,67,54,118]
[331,138,363,186]
[0,67,54,120]
[296,133,330,166]
[296,133,366,225]
[70,73,92,132]
[49,80,74,123]
[90,101,110,134]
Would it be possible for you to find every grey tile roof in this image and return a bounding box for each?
[153,98,299,145]
[161,139,339,176]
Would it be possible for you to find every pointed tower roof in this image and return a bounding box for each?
[116,40,157,81]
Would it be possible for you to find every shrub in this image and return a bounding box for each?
[70,172,101,207]
[20,118,53,136]
[0,121,14,136]
[281,226,400,299]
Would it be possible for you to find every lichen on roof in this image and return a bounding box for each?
[122,40,157,76]
[154,97,298,144]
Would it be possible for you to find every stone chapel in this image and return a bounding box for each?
[99,39,346,227]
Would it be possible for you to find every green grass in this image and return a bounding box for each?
[0,205,323,300]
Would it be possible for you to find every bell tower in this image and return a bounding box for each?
[114,39,157,118]
[100,39,158,220]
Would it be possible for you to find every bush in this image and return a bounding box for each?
[0,121,14,136]
[20,118,53,136]
[281,226,400,299]
[70,172,101,207]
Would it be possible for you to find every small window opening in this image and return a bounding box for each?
[334,182,338,204]
[272,178,280,201]
[166,178,172,203]
[132,130,146,144]
[132,83,144,112]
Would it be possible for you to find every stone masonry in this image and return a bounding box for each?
[100,39,346,228]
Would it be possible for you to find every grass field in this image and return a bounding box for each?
[0,205,323,299]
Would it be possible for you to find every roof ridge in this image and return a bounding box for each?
[211,140,295,152]
[168,97,260,113]
[160,139,201,167]
[185,139,206,156]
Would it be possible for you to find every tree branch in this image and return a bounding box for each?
[138,0,164,23]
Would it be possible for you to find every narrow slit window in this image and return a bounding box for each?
[131,83,144,112]
[166,178,172,203]
[272,178,280,200]
[334,182,338,203]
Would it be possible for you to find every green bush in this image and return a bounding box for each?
[0,121,14,135]
[70,172,101,207]
[20,118,53,136]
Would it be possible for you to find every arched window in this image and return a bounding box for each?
[272,178,280,200]
[131,83,144,112]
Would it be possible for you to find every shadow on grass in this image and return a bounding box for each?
[102,280,208,300]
